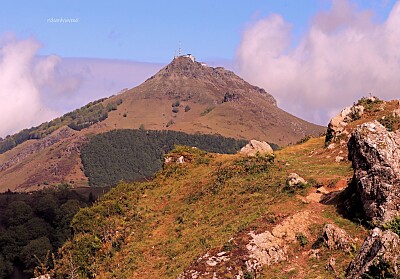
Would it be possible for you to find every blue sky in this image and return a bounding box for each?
[1,0,395,63]
[0,0,399,136]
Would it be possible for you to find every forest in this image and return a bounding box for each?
[0,186,102,278]
[81,129,249,187]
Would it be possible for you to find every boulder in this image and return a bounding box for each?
[326,105,364,144]
[347,120,400,224]
[346,228,400,279]
[240,140,273,157]
[286,173,307,187]
[322,224,355,253]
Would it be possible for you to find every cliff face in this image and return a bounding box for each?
[348,121,400,224]
[344,119,400,278]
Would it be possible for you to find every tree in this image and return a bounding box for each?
[5,201,33,226]
[20,237,52,273]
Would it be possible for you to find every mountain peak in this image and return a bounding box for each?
[145,55,277,107]
[155,55,214,79]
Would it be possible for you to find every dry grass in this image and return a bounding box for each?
[54,137,367,278]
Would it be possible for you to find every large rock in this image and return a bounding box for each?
[322,224,355,253]
[348,121,400,224]
[240,140,273,157]
[326,105,364,144]
[346,227,400,278]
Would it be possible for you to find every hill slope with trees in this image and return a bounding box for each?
[81,129,248,187]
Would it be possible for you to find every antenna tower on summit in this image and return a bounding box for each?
[178,41,182,56]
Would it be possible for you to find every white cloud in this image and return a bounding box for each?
[0,37,57,137]
[236,0,400,125]
[0,35,162,137]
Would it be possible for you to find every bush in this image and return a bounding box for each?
[166,120,175,127]
[378,114,399,132]
[172,107,179,113]
[296,233,308,247]
[200,107,214,116]
[184,105,191,112]
[356,96,383,112]
[172,100,180,107]
[383,217,400,235]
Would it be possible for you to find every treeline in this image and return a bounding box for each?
[0,98,123,154]
[0,187,94,278]
[81,129,248,187]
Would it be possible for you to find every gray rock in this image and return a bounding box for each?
[347,120,400,224]
[326,105,364,144]
[346,227,400,279]
[317,187,329,195]
[322,224,355,253]
[286,173,307,187]
[240,140,273,157]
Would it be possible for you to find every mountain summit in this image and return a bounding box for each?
[145,55,277,106]
[111,55,324,144]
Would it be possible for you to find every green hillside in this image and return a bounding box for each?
[49,138,364,279]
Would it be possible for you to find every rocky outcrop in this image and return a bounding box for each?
[240,140,273,157]
[346,227,400,279]
[178,211,313,279]
[322,224,355,253]
[348,120,400,224]
[326,104,364,144]
[286,173,307,187]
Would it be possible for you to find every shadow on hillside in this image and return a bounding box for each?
[320,180,368,226]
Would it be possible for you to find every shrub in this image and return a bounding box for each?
[172,100,180,107]
[383,217,400,235]
[184,105,191,112]
[166,120,175,127]
[296,233,308,247]
[356,96,383,112]
[172,107,179,113]
[200,107,214,116]
[378,114,399,132]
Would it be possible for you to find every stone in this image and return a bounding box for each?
[346,227,400,279]
[286,173,307,187]
[306,193,323,203]
[176,156,185,164]
[317,187,329,195]
[322,224,355,253]
[240,140,273,157]
[347,120,400,224]
[308,249,321,259]
[326,104,364,144]
[335,156,344,162]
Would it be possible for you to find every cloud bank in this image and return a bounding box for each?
[0,35,161,137]
[0,37,57,137]
[236,0,400,125]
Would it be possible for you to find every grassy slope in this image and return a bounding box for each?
[52,138,367,279]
